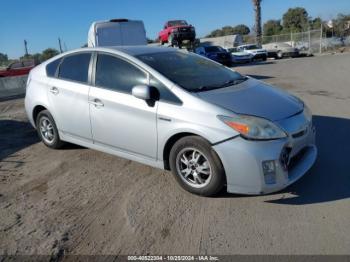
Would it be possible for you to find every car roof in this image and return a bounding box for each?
[83,46,178,56]
[239,44,257,47]
[108,46,178,56]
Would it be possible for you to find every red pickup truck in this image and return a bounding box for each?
[0,60,36,78]
[158,20,196,48]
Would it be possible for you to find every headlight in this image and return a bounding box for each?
[171,28,179,32]
[190,27,195,32]
[218,115,287,140]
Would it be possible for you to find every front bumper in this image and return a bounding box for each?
[172,31,195,42]
[213,113,317,195]
[252,53,267,60]
[232,56,252,63]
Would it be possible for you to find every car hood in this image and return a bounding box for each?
[231,52,251,56]
[196,78,303,121]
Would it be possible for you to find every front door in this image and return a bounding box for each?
[89,53,158,159]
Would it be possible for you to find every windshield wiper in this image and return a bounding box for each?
[195,76,248,92]
[221,76,248,87]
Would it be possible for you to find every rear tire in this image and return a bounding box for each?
[169,136,225,196]
[36,110,65,149]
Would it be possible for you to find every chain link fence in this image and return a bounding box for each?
[261,29,350,54]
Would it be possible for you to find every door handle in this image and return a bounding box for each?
[89,98,104,107]
[50,87,59,95]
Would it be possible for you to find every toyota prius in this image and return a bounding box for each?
[25,46,317,196]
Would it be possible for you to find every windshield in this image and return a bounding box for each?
[137,51,246,92]
[168,20,188,27]
[243,45,261,50]
[204,46,224,52]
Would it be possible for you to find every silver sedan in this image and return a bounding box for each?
[25,46,317,196]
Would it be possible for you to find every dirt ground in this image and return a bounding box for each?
[1,53,350,256]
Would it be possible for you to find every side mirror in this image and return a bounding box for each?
[132,85,152,100]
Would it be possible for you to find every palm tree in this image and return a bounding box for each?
[252,0,262,45]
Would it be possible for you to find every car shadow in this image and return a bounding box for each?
[0,120,40,161]
[0,120,85,161]
[217,115,350,204]
[232,61,275,67]
[265,115,350,205]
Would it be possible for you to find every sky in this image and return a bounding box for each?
[0,0,349,58]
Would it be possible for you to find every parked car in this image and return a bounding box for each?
[237,44,267,61]
[0,60,36,77]
[25,46,317,196]
[158,20,196,48]
[263,42,299,58]
[227,47,253,63]
[87,18,147,47]
[195,46,232,66]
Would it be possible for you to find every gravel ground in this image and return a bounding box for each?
[0,53,349,256]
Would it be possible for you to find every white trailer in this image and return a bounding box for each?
[88,19,147,47]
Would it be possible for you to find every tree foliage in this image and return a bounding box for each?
[263,20,283,36]
[18,48,59,64]
[206,24,250,37]
[41,48,59,61]
[310,17,322,30]
[0,53,9,65]
[282,7,309,32]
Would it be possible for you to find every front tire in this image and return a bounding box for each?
[169,136,225,196]
[36,110,65,149]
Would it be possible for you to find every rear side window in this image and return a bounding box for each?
[23,61,34,67]
[58,53,91,83]
[95,54,147,93]
[10,62,23,69]
[46,58,62,77]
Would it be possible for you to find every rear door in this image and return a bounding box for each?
[47,52,93,142]
[89,53,157,158]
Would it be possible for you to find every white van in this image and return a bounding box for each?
[88,19,147,47]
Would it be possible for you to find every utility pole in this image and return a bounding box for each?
[58,38,63,53]
[319,23,323,54]
[308,25,311,55]
[24,40,29,56]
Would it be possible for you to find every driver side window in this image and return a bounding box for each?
[95,54,148,94]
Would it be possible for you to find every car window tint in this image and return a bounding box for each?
[11,62,23,69]
[23,61,34,67]
[137,51,243,92]
[150,76,182,105]
[95,54,147,93]
[46,58,62,77]
[58,53,91,83]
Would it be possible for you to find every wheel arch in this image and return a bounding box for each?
[32,105,48,127]
[162,132,219,171]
